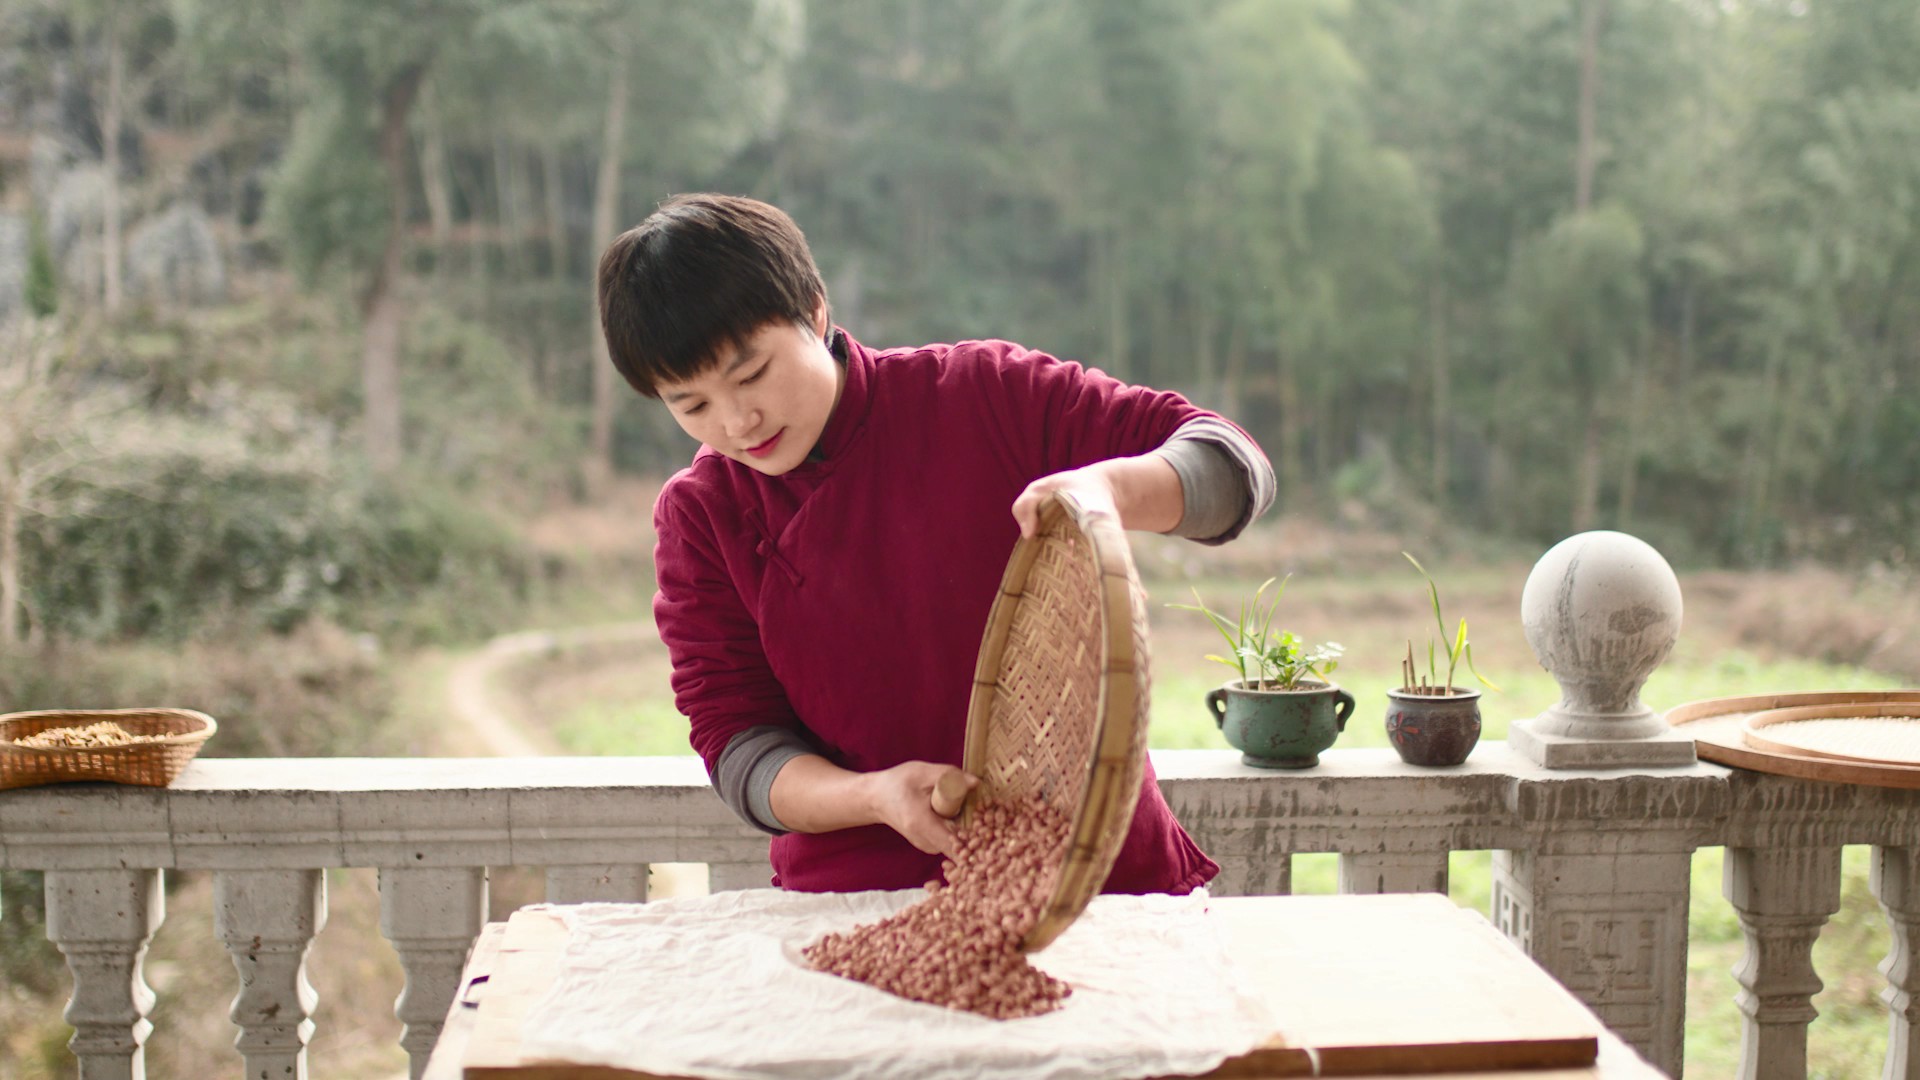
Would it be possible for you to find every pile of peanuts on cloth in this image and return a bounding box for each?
[805,793,1074,1020]
[11,721,167,749]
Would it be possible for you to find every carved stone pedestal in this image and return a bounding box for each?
[1491,767,1723,1077]
[1511,530,1696,769]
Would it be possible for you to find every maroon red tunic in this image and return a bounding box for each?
[652,331,1223,893]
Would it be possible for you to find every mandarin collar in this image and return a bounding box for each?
[802,326,872,466]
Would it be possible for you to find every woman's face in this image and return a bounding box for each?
[656,304,842,476]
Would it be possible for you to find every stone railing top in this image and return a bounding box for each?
[152,754,716,790]
[13,746,1920,873]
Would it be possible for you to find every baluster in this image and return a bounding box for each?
[708,857,773,892]
[1339,850,1450,895]
[213,869,327,1080]
[546,864,649,903]
[380,866,487,1079]
[1724,845,1843,1080]
[1874,847,1920,1080]
[43,869,165,1080]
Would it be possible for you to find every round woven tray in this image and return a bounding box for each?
[1741,702,1920,767]
[1667,690,1920,788]
[961,491,1150,953]
[0,708,217,790]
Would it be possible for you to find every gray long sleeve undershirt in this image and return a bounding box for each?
[715,415,1277,834]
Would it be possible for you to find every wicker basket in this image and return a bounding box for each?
[0,708,217,790]
[962,491,1151,952]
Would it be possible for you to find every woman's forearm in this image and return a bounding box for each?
[767,754,975,857]
[766,753,881,834]
[1089,453,1184,534]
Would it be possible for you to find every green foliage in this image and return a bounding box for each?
[22,457,528,646]
[6,316,541,649]
[1400,553,1500,695]
[266,95,389,282]
[0,871,58,996]
[0,620,399,758]
[3,0,1917,566]
[402,302,579,490]
[24,211,56,317]
[1169,576,1344,691]
[1507,205,1648,387]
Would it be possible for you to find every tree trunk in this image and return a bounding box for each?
[1678,276,1695,384]
[1615,341,1650,527]
[0,490,21,647]
[1193,298,1219,403]
[1574,0,1606,213]
[828,253,864,331]
[1567,0,1607,533]
[361,62,428,474]
[1146,284,1172,390]
[419,80,454,280]
[493,135,522,279]
[1098,227,1131,381]
[1313,371,1335,482]
[1429,276,1450,506]
[543,141,570,281]
[102,5,125,313]
[587,39,631,490]
[1572,402,1602,533]
[1223,317,1247,419]
[1274,333,1304,501]
[1734,341,1782,558]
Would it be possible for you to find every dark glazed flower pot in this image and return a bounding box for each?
[1206,679,1356,769]
[1385,689,1483,766]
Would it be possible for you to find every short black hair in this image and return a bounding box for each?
[596,193,827,398]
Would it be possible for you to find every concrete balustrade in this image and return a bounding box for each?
[7,749,1920,1078]
[212,868,326,1080]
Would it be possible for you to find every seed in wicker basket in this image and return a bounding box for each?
[804,795,1074,1019]
[12,721,168,749]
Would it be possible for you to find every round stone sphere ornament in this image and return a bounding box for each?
[1510,530,1697,768]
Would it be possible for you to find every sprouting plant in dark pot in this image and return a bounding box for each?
[1388,553,1502,766]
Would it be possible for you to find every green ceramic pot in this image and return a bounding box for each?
[1205,679,1355,769]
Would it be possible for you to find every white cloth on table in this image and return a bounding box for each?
[515,887,1276,1080]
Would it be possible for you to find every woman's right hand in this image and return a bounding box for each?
[864,762,978,857]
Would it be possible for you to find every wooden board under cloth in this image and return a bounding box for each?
[452,893,1623,1079]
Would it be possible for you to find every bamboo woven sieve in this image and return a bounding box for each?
[1740,702,1920,767]
[961,491,1151,953]
[0,708,217,790]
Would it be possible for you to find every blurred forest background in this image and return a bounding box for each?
[1,0,1919,1076]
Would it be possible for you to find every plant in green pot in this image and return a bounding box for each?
[1389,553,1502,766]
[1171,576,1351,769]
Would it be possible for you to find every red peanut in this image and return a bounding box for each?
[805,795,1073,1019]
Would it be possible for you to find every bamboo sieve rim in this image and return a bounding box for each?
[1667,689,1920,788]
[959,490,1150,953]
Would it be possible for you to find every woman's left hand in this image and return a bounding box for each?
[1011,466,1122,538]
[1011,457,1181,538]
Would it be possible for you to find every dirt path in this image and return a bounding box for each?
[443,623,661,756]
[438,620,712,905]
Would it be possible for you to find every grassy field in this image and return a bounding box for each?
[509,535,1914,1078]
